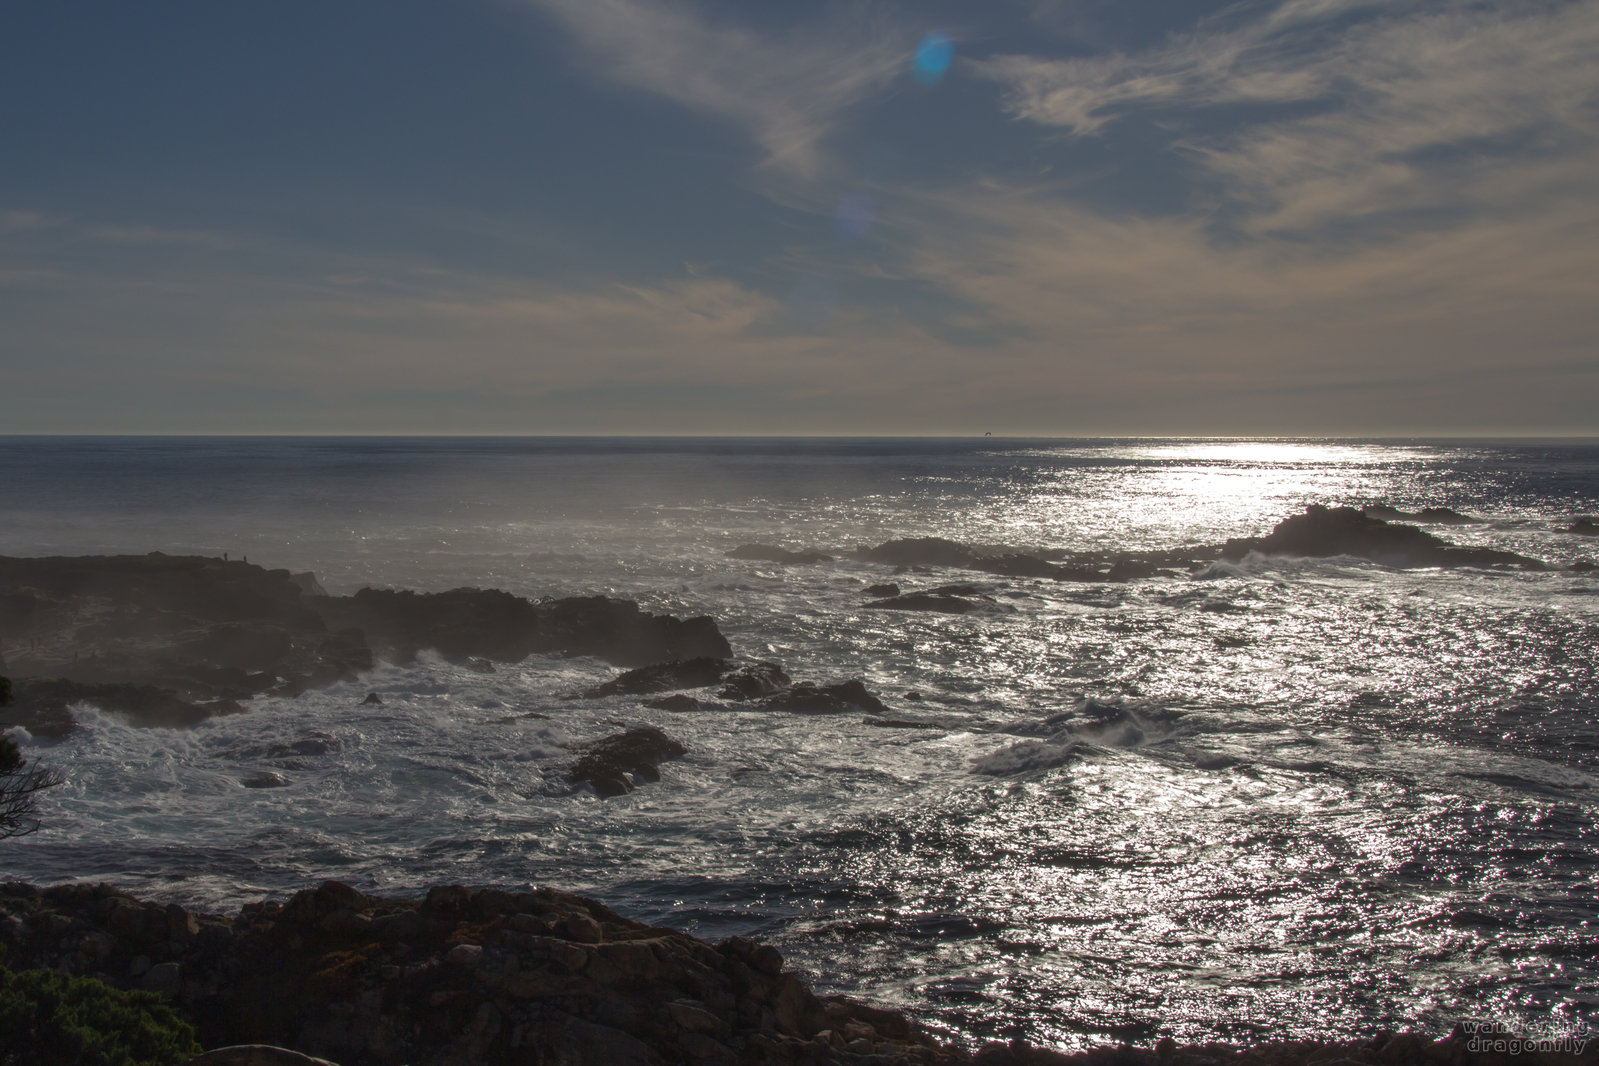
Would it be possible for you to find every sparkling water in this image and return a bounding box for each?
[1,436,1595,1048]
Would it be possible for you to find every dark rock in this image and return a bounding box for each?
[1363,504,1481,525]
[584,657,729,698]
[1571,517,1599,536]
[1221,506,1545,569]
[317,589,730,669]
[716,661,791,700]
[568,726,686,798]
[726,545,834,564]
[641,694,702,712]
[1573,560,1597,572]
[0,553,733,732]
[362,692,383,705]
[762,680,889,716]
[6,679,239,733]
[240,771,289,789]
[0,878,1495,1066]
[863,583,900,597]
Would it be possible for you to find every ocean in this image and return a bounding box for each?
[1,436,1596,1049]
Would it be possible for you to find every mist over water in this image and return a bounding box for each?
[2,436,1597,1049]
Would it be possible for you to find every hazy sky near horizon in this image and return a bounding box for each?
[3,1,1596,436]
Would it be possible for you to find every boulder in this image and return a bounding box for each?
[1221,506,1544,569]
[568,727,687,798]
[1571,517,1599,536]
[716,661,791,700]
[584,658,729,698]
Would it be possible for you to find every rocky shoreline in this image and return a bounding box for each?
[1,505,1573,741]
[3,880,1587,1066]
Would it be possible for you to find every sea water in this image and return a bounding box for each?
[0,436,1596,1049]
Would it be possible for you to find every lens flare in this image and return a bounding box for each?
[914,33,953,86]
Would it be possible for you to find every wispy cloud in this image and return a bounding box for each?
[523,0,910,180]
[973,0,1599,234]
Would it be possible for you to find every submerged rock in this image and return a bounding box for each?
[568,726,686,797]
[1221,506,1544,569]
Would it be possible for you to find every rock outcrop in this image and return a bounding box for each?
[0,880,949,1066]
[1221,506,1544,569]
[0,881,1571,1066]
[0,554,731,735]
[567,726,687,797]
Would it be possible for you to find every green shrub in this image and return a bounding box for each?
[0,967,201,1066]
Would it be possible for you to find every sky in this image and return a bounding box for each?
[2,0,1596,436]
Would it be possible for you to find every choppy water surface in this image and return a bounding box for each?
[2,437,1597,1048]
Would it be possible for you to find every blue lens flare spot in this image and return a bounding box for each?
[914,33,953,86]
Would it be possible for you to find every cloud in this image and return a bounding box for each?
[883,173,1599,431]
[523,0,910,180]
[972,0,1599,235]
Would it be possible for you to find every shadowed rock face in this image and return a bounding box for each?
[0,554,730,734]
[1221,506,1544,569]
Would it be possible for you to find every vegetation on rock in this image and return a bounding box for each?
[0,966,200,1066]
